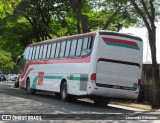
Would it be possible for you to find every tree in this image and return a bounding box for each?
[64,0,90,33]
[0,50,16,74]
[89,0,139,31]
[0,0,145,66]
[14,0,78,40]
[0,0,24,59]
[14,0,54,42]
[131,0,160,109]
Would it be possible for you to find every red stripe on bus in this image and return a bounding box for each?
[19,68,34,87]
[19,80,24,87]
[102,37,138,46]
[19,56,91,80]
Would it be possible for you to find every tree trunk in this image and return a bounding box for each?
[148,28,160,109]
[77,12,81,34]
[78,9,90,33]
[130,0,160,109]
[67,0,90,34]
[151,62,160,109]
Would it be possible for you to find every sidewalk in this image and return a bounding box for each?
[110,100,160,112]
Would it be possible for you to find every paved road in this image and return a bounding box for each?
[0,82,159,123]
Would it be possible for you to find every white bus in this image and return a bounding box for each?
[17,30,143,106]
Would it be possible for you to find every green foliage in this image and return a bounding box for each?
[0,0,159,66]
[0,0,13,19]
[0,50,16,74]
[0,0,21,19]
[92,0,140,30]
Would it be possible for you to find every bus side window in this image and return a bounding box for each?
[28,47,33,60]
[76,38,83,57]
[31,47,35,60]
[23,47,30,60]
[70,39,77,57]
[83,37,88,49]
[59,41,66,58]
[87,37,93,49]
[65,41,71,57]
[42,44,48,59]
[39,45,43,59]
[32,46,36,60]
[46,44,51,59]
[55,42,60,58]
[35,46,40,59]
[50,43,56,58]
[81,37,89,56]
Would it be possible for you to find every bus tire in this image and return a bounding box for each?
[60,82,70,101]
[55,92,61,99]
[70,96,77,102]
[93,99,110,107]
[14,81,19,88]
[26,80,36,95]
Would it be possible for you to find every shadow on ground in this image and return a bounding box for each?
[0,82,151,122]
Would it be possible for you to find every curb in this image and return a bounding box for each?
[110,101,160,112]
[110,101,152,111]
[150,109,160,112]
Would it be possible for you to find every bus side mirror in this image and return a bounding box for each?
[16,56,21,65]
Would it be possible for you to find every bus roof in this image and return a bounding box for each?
[28,30,142,47]
[29,31,96,47]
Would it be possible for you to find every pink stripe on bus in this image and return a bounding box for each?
[19,56,91,80]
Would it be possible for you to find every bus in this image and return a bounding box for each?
[17,30,143,106]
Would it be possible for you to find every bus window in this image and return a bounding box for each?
[31,46,36,60]
[42,44,48,59]
[87,37,92,49]
[55,43,60,58]
[59,41,66,58]
[35,46,40,59]
[82,37,88,50]
[81,37,92,56]
[23,47,30,60]
[70,39,77,57]
[50,43,56,58]
[64,41,71,57]
[28,47,33,60]
[76,39,83,57]
[39,45,43,59]
[46,44,51,59]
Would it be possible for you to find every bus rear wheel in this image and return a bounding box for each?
[26,80,36,95]
[55,92,60,99]
[60,82,70,101]
[93,98,110,107]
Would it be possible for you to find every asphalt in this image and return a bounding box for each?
[1,81,160,112]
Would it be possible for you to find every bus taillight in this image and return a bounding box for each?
[138,79,141,86]
[90,73,96,81]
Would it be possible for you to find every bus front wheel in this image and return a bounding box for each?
[60,82,70,101]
